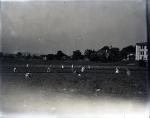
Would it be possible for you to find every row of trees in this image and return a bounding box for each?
[77,45,135,62]
[0,45,135,62]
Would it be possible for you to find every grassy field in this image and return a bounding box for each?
[0,60,148,117]
[1,60,148,99]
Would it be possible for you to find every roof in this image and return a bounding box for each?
[136,42,147,46]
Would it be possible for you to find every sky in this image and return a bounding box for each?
[1,0,147,55]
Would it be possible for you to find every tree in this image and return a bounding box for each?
[84,49,98,61]
[47,54,55,60]
[84,49,94,58]
[101,46,109,51]
[33,54,41,59]
[0,52,3,58]
[120,45,135,60]
[72,50,82,60]
[108,47,120,62]
[16,52,22,58]
[90,52,99,61]
[56,50,65,60]
[97,46,110,62]
[84,49,92,58]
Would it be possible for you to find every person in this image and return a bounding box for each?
[71,64,74,68]
[25,73,31,79]
[47,67,51,72]
[115,67,119,74]
[25,64,30,73]
[13,67,17,72]
[81,66,85,73]
[126,68,131,76]
[71,64,76,73]
[26,64,29,68]
[78,73,81,77]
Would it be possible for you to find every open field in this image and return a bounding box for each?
[0,60,148,118]
[1,60,148,98]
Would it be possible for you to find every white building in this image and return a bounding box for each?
[135,42,148,61]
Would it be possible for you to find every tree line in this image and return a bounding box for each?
[0,45,135,63]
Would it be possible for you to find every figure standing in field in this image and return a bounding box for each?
[61,65,64,69]
[26,64,29,68]
[13,67,17,72]
[25,63,30,73]
[81,66,85,73]
[126,68,131,76]
[24,63,32,79]
[47,67,51,72]
[71,64,74,70]
[115,67,119,74]
[77,66,85,77]
[71,64,76,73]
[71,64,74,69]
[47,65,53,72]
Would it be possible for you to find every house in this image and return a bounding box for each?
[41,55,48,61]
[135,42,148,61]
[127,53,135,61]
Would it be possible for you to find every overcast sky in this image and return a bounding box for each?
[1,0,147,55]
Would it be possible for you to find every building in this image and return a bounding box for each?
[41,55,48,61]
[127,53,135,61]
[135,42,148,61]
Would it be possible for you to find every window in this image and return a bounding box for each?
[141,56,144,60]
[141,45,143,49]
[140,51,144,55]
[141,45,146,49]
